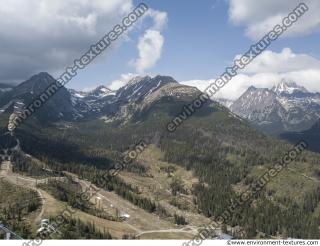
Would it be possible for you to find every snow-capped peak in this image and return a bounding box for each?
[227,80,320,134]
[69,89,87,98]
[272,80,308,95]
[90,85,115,97]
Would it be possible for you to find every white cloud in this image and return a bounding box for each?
[0,0,135,83]
[148,9,168,31]
[239,48,320,74]
[181,48,320,100]
[108,73,138,90]
[81,85,100,93]
[133,30,164,74]
[132,9,167,74]
[228,0,320,40]
[0,0,168,85]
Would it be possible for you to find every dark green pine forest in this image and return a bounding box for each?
[1,92,320,239]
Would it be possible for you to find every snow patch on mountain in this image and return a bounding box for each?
[272,80,308,95]
[228,80,320,134]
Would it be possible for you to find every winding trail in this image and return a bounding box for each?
[69,173,200,237]
[0,160,54,225]
[0,161,201,238]
[135,228,198,238]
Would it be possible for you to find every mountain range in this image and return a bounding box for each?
[1,72,320,239]
[0,72,200,125]
[218,80,320,135]
[1,73,319,148]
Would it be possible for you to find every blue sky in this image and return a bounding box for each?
[1,0,320,99]
[63,0,320,92]
[66,0,257,89]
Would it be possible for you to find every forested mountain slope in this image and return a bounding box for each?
[1,73,320,238]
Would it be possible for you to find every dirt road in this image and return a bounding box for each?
[0,160,47,224]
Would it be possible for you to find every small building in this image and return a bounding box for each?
[119,213,130,220]
[37,219,57,236]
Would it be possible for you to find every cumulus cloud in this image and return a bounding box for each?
[0,0,168,85]
[181,48,320,100]
[0,0,135,83]
[132,9,167,74]
[133,30,164,74]
[239,48,320,74]
[108,73,138,90]
[105,9,167,91]
[228,0,320,40]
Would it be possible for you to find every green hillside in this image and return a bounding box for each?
[3,96,319,239]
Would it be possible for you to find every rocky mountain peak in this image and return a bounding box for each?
[87,85,115,98]
[247,85,257,91]
[14,72,56,95]
[127,76,151,86]
[115,75,178,103]
[272,79,308,95]
[227,81,320,134]
[0,72,203,126]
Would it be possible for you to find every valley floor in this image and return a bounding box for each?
[0,157,207,239]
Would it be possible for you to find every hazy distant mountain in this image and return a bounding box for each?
[227,80,320,134]
[0,83,13,91]
[0,83,13,100]
[216,98,234,108]
[272,81,308,96]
